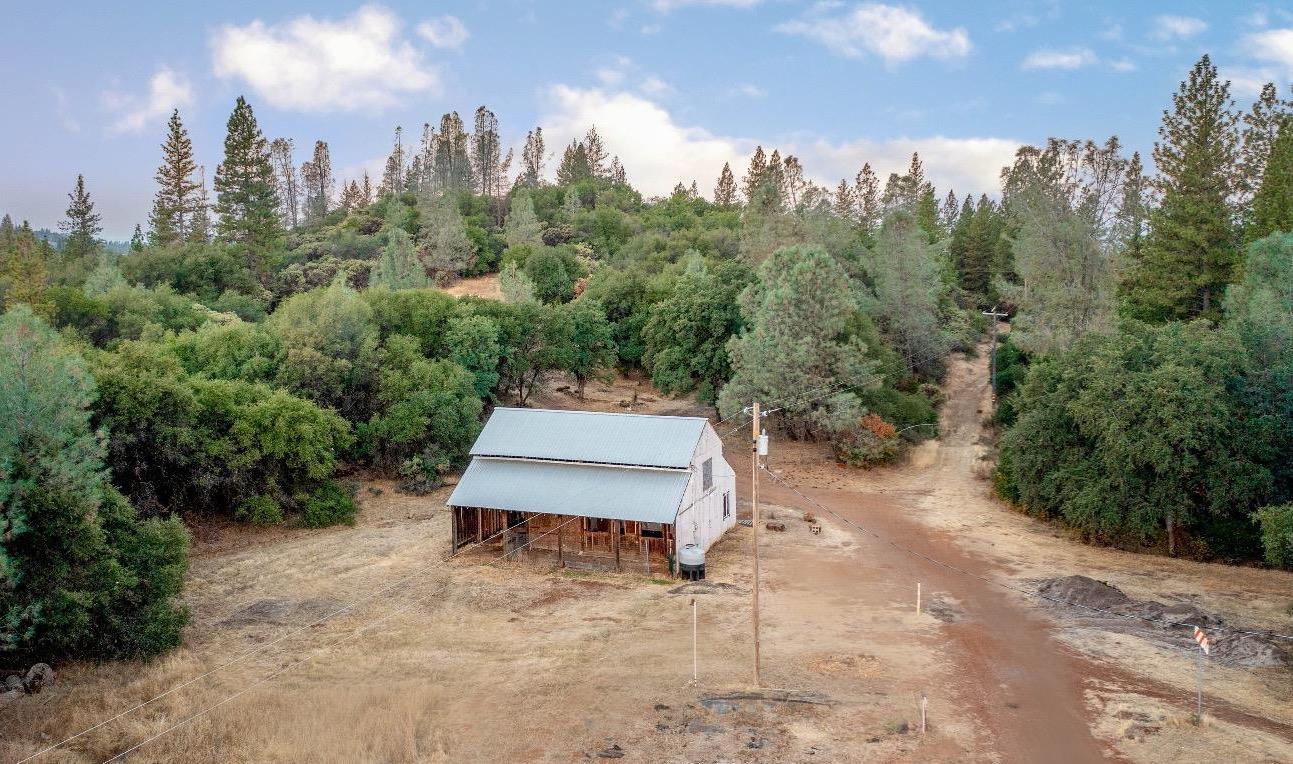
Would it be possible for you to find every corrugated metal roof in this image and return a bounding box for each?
[446,457,690,523]
[469,408,707,469]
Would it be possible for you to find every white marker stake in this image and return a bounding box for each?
[1193,626,1210,720]
[692,598,698,683]
[920,693,928,734]
[916,582,921,614]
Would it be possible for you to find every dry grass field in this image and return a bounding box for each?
[2,349,1290,762]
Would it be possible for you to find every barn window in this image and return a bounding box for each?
[722,492,731,519]
[702,458,713,491]
[641,522,664,538]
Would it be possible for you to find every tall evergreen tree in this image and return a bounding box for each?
[1122,55,1241,321]
[433,112,472,193]
[1239,83,1291,208]
[1249,118,1293,242]
[60,174,101,270]
[583,125,608,179]
[471,106,503,196]
[188,166,213,244]
[373,202,427,289]
[380,126,405,197]
[609,155,627,186]
[1113,152,1149,269]
[0,221,52,317]
[832,180,856,221]
[855,163,881,233]
[742,146,768,204]
[714,162,738,208]
[556,141,592,185]
[269,138,300,229]
[130,224,145,252]
[418,196,474,282]
[301,140,334,225]
[149,110,200,245]
[213,96,282,256]
[520,127,545,187]
[504,192,544,249]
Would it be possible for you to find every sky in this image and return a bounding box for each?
[1,1,1290,239]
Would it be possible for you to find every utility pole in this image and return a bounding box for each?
[750,399,762,687]
[982,307,1008,401]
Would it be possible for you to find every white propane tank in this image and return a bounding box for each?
[677,543,705,567]
[758,429,769,456]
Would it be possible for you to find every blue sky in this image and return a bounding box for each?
[2,1,1290,239]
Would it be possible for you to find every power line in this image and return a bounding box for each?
[96,512,588,764]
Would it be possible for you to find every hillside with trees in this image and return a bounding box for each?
[1,55,1291,665]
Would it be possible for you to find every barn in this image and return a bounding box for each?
[446,408,737,574]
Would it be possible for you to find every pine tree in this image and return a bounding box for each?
[782,155,805,207]
[188,166,213,244]
[498,260,536,303]
[433,112,472,193]
[373,202,427,289]
[742,146,767,204]
[130,224,145,251]
[1239,83,1291,208]
[149,110,200,245]
[1122,55,1241,321]
[60,174,101,266]
[0,221,52,317]
[213,96,282,255]
[471,106,502,197]
[562,187,583,219]
[832,180,856,221]
[1249,118,1293,242]
[361,172,374,205]
[301,140,334,225]
[520,128,545,187]
[855,163,881,233]
[714,162,738,208]
[418,196,474,282]
[941,189,960,230]
[610,156,627,186]
[583,125,608,179]
[269,138,300,228]
[505,192,544,248]
[556,141,591,185]
[380,126,405,197]
[1114,152,1149,267]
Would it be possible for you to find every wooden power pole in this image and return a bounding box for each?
[750,400,762,686]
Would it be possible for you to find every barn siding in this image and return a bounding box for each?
[673,422,737,554]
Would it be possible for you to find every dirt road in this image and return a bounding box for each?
[750,352,1111,762]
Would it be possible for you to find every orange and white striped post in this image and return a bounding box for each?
[1193,626,1210,719]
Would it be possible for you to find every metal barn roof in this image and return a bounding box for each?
[446,458,691,524]
[469,408,708,469]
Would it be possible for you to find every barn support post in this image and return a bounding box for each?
[451,507,458,552]
[557,519,565,568]
[614,520,622,571]
[476,507,483,543]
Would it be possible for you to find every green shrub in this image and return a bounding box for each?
[302,480,358,527]
[237,494,283,525]
[1254,504,1293,569]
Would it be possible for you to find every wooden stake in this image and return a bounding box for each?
[920,693,928,734]
[916,582,921,614]
[692,598,698,683]
[557,519,564,568]
[751,399,762,687]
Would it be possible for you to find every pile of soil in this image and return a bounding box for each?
[1036,575,1290,668]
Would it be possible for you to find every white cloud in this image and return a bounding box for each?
[1021,47,1097,70]
[103,66,193,134]
[1246,28,1293,70]
[1151,15,1206,41]
[777,3,971,66]
[417,15,469,50]
[652,0,762,11]
[1109,58,1137,72]
[211,5,440,112]
[640,76,672,95]
[51,86,80,133]
[729,83,767,98]
[540,84,1018,199]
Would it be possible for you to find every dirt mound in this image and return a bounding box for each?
[1036,576,1289,668]
[1037,575,1130,611]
